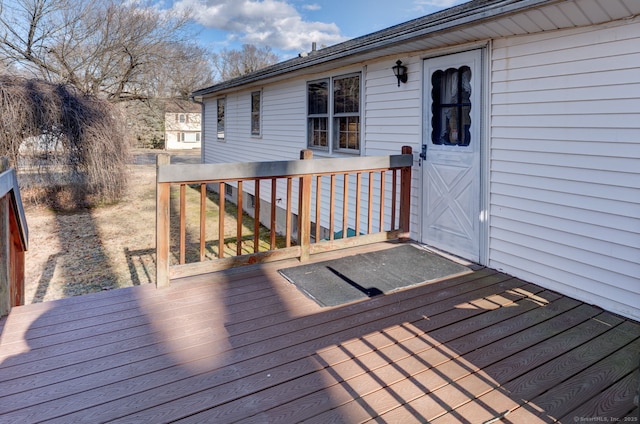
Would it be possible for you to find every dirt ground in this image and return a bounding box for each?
[23,149,200,304]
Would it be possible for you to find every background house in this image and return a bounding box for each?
[164,100,202,150]
[193,0,640,321]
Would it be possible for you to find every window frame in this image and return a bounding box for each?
[307,78,329,151]
[251,90,262,136]
[430,66,472,147]
[307,72,361,155]
[179,132,200,143]
[217,98,226,141]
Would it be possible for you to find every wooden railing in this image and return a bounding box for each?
[156,147,413,288]
[0,158,28,316]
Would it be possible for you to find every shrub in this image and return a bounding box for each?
[0,76,130,209]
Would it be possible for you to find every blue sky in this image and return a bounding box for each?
[169,0,469,58]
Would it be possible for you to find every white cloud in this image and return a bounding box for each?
[172,0,346,53]
[302,3,321,11]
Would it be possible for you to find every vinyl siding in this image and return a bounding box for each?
[202,61,423,237]
[203,79,307,166]
[364,59,422,237]
[489,19,640,319]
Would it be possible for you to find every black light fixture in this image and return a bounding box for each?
[392,60,408,86]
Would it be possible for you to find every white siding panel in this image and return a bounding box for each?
[492,69,639,94]
[491,227,638,288]
[364,58,422,241]
[492,150,639,175]
[493,154,640,189]
[491,193,639,250]
[490,242,640,320]
[491,172,640,216]
[492,52,640,86]
[493,83,640,104]
[498,192,638,237]
[202,79,307,166]
[492,98,640,115]
[493,138,640,158]
[492,112,637,129]
[201,79,307,215]
[201,62,422,238]
[490,19,640,320]
[203,100,218,164]
[493,37,640,72]
[364,58,423,156]
[492,126,639,145]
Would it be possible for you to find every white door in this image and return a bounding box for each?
[421,50,482,262]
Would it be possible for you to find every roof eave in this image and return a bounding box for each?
[192,0,556,98]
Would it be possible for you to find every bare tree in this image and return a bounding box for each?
[150,42,215,100]
[212,44,279,81]
[0,0,211,101]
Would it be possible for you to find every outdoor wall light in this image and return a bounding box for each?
[392,60,408,86]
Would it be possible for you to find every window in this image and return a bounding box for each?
[431,66,472,146]
[308,79,329,149]
[251,91,261,136]
[307,73,360,154]
[179,114,186,123]
[180,132,200,143]
[217,98,225,140]
[178,132,200,143]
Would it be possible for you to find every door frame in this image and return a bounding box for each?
[419,46,490,266]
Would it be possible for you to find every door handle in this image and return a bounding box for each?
[420,145,427,160]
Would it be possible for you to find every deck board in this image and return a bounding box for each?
[1,243,638,423]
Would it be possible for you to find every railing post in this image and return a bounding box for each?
[298,150,313,261]
[399,146,412,239]
[156,154,171,288]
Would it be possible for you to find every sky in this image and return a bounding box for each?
[168,0,469,58]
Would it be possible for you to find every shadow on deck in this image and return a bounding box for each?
[0,242,638,423]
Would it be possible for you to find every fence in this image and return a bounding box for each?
[156,147,413,287]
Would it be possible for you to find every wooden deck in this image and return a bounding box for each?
[1,242,639,423]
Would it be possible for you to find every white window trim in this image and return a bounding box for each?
[307,72,362,156]
[217,98,226,141]
[251,90,262,137]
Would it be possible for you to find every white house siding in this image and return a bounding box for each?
[202,81,307,233]
[364,59,423,240]
[489,19,640,320]
[203,79,307,166]
[203,62,424,238]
